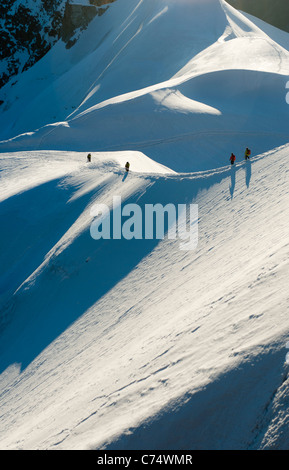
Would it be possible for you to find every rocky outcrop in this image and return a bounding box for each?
[0,0,117,89]
[61,1,116,48]
[0,0,66,88]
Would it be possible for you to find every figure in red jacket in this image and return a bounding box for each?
[230,153,236,165]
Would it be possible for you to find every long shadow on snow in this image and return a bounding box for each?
[245,159,252,188]
[229,166,236,199]
[0,168,235,374]
[0,176,108,302]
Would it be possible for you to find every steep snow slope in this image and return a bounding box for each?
[0,150,173,318]
[0,145,289,450]
[1,0,289,173]
[1,0,227,140]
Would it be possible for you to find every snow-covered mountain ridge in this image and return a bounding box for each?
[0,0,289,450]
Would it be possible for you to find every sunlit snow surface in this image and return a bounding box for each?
[1,0,289,450]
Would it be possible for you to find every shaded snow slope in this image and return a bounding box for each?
[0,150,173,316]
[0,145,289,450]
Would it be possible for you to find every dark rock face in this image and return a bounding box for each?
[0,0,66,88]
[227,0,289,33]
[0,0,117,89]
[61,1,115,48]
